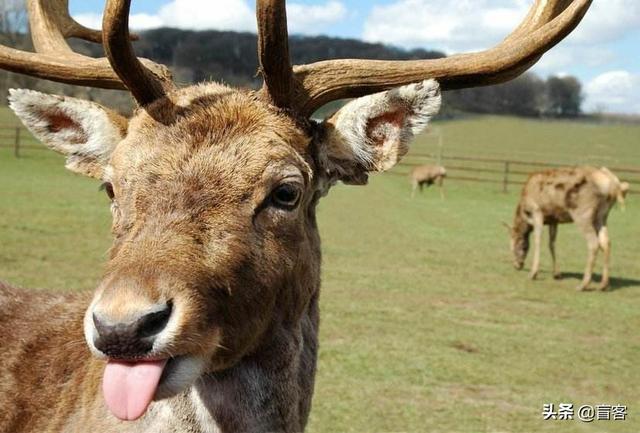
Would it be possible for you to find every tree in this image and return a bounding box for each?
[444,73,546,117]
[545,75,583,117]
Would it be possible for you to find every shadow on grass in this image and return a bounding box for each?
[558,272,640,291]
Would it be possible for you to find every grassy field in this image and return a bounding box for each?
[1,107,639,432]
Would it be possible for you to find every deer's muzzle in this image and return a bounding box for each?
[92,302,172,359]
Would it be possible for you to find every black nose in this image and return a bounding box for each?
[93,302,172,359]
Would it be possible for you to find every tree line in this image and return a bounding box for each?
[0,23,582,118]
[444,73,582,117]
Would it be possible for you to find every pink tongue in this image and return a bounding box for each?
[102,359,167,421]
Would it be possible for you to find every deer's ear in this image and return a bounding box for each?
[8,89,127,179]
[320,79,441,185]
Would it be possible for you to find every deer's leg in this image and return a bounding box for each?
[411,179,418,198]
[576,224,599,291]
[548,223,560,279]
[438,176,445,200]
[528,213,543,280]
[597,226,611,291]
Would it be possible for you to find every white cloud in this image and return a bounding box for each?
[362,0,639,52]
[74,12,164,31]
[532,0,640,75]
[584,70,640,114]
[362,0,530,53]
[287,1,347,35]
[73,13,102,30]
[564,0,640,45]
[533,46,617,72]
[156,0,255,32]
[362,0,639,80]
[73,0,346,34]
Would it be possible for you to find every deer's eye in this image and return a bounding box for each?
[270,183,301,210]
[101,182,115,200]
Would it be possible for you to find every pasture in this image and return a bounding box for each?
[1,107,639,432]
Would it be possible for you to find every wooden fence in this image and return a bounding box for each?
[0,123,41,157]
[396,152,640,195]
[2,124,639,195]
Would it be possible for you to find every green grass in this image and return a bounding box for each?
[1,108,639,432]
[425,115,640,166]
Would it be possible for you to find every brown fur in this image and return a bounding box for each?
[1,80,441,432]
[410,164,446,199]
[508,166,629,291]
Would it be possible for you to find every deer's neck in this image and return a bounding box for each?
[189,294,320,433]
[513,205,533,238]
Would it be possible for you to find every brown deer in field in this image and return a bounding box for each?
[507,166,629,291]
[0,0,592,431]
[410,164,447,199]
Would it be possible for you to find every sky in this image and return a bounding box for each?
[70,0,640,114]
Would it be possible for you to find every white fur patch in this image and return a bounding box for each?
[326,79,441,173]
[83,297,106,360]
[155,356,207,400]
[190,387,221,433]
[8,89,123,178]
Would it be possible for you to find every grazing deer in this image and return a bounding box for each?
[506,166,629,291]
[0,0,592,431]
[410,164,447,199]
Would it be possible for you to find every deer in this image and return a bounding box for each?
[0,0,592,431]
[506,166,629,291]
[410,164,447,199]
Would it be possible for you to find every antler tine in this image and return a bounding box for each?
[507,0,575,42]
[102,0,173,106]
[256,0,295,109]
[291,0,592,117]
[28,0,103,51]
[0,0,166,91]
[32,0,140,44]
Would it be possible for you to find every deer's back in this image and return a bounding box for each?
[520,167,620,223]
[410,165,445,181]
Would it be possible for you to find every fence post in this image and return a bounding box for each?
[437,128,444,166]
[14,127,21,158]
[502,161,510,193]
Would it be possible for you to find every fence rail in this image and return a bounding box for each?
[407,152,640,176]
[398,151,640,195]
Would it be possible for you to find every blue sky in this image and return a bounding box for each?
[70,0,640,113]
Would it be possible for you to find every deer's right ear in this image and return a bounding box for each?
[8,89,127,179]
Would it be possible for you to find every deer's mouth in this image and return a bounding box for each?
[102,355,206,421]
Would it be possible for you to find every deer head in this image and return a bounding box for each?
[2,0,592,422]
[506,205,534,270]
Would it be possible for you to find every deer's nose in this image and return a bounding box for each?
[92,302,172,359]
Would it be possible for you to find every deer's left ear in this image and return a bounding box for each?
[319,79,441,185]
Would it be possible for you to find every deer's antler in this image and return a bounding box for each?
[0,0,172,106]
[256,0,593,116]
[256,0,294,109]
[102,0,173,106]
